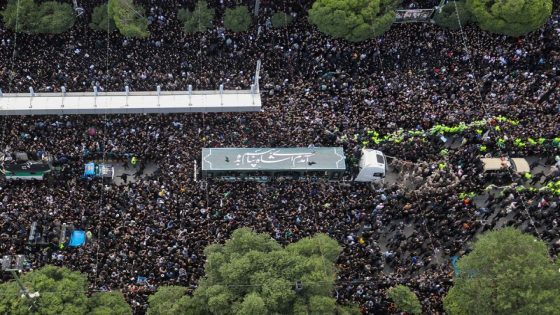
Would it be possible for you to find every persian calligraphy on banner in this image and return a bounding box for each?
[235,149,316,168]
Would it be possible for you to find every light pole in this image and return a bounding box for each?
[1,255,39,310]
[254,0,260,16]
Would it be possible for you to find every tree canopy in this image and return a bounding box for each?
[147,228,360,315]
[1,0,75,34]
[444,228,560,315]
[108,0,149,38]
[434,1,473,30]
[90,4,117,33]
[177,1,215,34]
[36,1,75,34]
[386,285,422,315]
[88,292,132,315]
[0,265,131,315]
[0,265,89,315]
[308,0,398,42]
[223,5,252,33]
[270,11,293,28]
[466,0,552,37]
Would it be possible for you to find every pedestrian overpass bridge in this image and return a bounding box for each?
[0,61,262,115]
[0,89,261,115]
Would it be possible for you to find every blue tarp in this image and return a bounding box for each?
[84,163,95,176]
[68,230,86,247]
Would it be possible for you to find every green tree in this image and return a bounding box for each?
[236,293,266,315]
[444,228,560,315]
[90,4,116,32]
[1,0,75,34]
[308,0,398,42]
[108,0,149,38]
[36,1,75,34]
[0,265,89,315]
[147,286,200,315]
[147,228,359,315]
[271,11,293,28]
[88,291,131,315]
[177,1,215,33]
[223,5,252,33]
[466,0,552,37]
[434,2,473,30]
[308,295,336,314]
[386,285,422,315]
[337,304,362,315]
[1,0,40,33]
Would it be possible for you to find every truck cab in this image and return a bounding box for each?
[355,149,386,182]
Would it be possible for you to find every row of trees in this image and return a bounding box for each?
[176,1,292,34]
[0,228,558,314]
[1,0,552,39]
[0,229,360,315]
[433,0,552,37]
[0,0,149,36]
[176,2,257,34]
[1,0,289,38]
[308,0,552,41]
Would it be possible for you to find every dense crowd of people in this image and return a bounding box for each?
[0,0,559,313]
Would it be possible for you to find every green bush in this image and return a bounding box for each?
[271,11,293,28]
[308,0,398,42]
[434,2,473,30]
[466,0,552,37]
[177,0,215,33]
[90,4,117,32]
[223,5,252,33]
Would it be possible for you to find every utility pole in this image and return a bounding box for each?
[10,271,33,301]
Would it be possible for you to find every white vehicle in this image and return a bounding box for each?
[355,149,386,182]
[480,157,530,174]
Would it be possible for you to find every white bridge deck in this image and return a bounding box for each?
[0,90,262,115]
